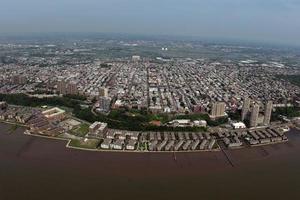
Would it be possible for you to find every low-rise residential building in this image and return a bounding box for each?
[126,140,136,150]
[101,138,112,149]
[89,121,108,135]
[42,107,65,121]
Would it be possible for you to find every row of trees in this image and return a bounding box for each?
[272,107,300,120]
[0,93,80,108]
[277,75,300,87]
[0,93,227,132]
[74,107,208,132]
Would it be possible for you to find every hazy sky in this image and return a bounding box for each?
[1,0,300,45]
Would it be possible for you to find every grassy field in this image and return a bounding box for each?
[71,123,90,137]
[69,139,100,149]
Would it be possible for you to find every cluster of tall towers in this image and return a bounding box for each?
[241,97,273,128]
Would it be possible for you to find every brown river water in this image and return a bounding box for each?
[1,123,300,200]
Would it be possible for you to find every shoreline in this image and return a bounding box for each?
[24,130,222,153]
[22,122,292,154]
[0,120,295,154]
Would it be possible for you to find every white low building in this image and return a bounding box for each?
[126,140,136,150]
[100,138,112,149]
[194,120,207,127]
[167,119,207,127]
[167,119,191,127]
[231,122,246,129]
[111,139,124,150]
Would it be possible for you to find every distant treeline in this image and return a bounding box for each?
[74,107,208,132]
[63,94,87,101]
[0,93,80,108]
[276,74,300,87]
[0,93,228,132]
[272,106,300,120]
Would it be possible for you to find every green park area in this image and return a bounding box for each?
[0,93,83,108]
[69,138,100,149]
[0,93,230,132]
[71,123,90,137]
[272,106,300,120]
[276,75,300,87]
[74,108,227,131]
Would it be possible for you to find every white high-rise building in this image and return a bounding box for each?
[210,102,226,119]
[250,104,260,127]
[263,101,273,126]
[99,87,109,98]
[241,97,251,121]
[97,97,111,112]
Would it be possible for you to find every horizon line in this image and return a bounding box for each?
[0,31,299,49]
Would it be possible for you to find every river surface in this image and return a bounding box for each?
[1,123,300,200]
